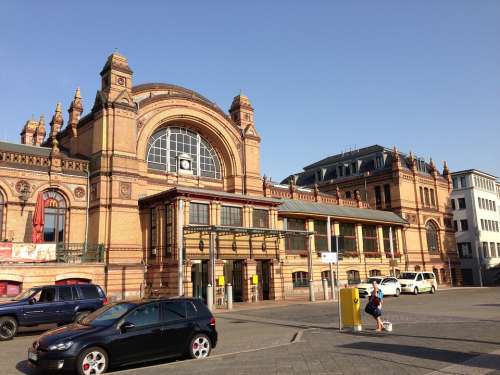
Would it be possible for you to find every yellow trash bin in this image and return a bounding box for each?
[340,287,362,332]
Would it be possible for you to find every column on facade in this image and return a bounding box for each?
[377,225,385,259]
[307,219,315,301]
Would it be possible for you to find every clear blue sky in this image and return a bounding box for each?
[1,1,499,181]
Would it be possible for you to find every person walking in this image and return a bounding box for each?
[365,280,384,332]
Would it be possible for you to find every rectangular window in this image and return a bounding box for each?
[419,187,424,206]
[497,243,500,258]
[165,204,173,256]
[314,219,328,252]
[375,186,382,209]
[221,206,242,227]
[424,188,430,207]
[482,242,489,258]
[189,203,209,225]
[452,177,458,189]
[252,209,269,228]
[460,176,467,188]
[451,199,456,210]
[458,198,466,209]
[453,220,458,232]
[382,227,398,254]
[460,219,468,231]
[340,223,357,253]
[363,225,378,253]
[457,243,472,258]
[383,184,391,208]
[481,219,485,230]
[430,189,436,207]
[490,242,496,258]
[286,218,307,252]
[478,197,482,209]
[150,208,157,257]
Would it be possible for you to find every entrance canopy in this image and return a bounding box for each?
[184,225,312,238]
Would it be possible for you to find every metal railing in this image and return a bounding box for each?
[56,243,105,263]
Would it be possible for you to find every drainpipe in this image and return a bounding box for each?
[84,166,90,253]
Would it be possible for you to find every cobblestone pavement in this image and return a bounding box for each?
[6,288,500,375]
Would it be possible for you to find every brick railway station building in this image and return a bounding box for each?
[0,53,458,302]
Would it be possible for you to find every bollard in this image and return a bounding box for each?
[322,278,329,301]
[309,280,316,302]
[207,284,214,312]
[227,284,233,311]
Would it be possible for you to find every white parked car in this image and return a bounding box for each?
[398,271,437,295]
[355,276,401,298]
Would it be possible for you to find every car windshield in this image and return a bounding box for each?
[80,302,136,327]
[11,288,40,301]
[399,272,417,280]
[362,278,381,284]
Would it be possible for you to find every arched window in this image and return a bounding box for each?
[0,191,4,239]
[426,221,440,254]
[147,127,221,179]
[321,270,336,286]
[369,269,381,277]
[292,271,309,288]
[43,190,67,243]
[346,270,360,285]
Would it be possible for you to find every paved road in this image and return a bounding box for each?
[4,287,500,374]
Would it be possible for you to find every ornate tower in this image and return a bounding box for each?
[20,117,38,145]
[99,51,133,103]
[49,102,64,141]
[33,115,46,146]
[229,93,262,195]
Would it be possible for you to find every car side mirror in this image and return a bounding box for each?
[119,321,135,332]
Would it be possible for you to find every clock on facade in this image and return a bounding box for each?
[178,153,193,175]
[180,159,191,171]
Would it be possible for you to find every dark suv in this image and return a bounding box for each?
[28,297,217,374]
[0,284,107,340]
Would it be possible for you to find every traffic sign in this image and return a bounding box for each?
[321,252,338,264]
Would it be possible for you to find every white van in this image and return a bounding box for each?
[398,271,437,295]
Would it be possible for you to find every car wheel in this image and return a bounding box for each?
[413,287,419,295]
[77,347,108,375]
[75,311,90,323]
[430,286,436,294]
[395,288,401,297]
[189,333,211,359]
[0,316,18,341]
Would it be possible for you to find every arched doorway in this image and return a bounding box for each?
[42,190,67,243]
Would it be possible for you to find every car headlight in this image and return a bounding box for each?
[48,341,73,351]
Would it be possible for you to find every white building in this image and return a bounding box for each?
[451,170,500,285]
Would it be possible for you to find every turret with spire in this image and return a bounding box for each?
[391,145,401,171]
[68,87,83,137]
[33,115,46,146]
[20,117,38,145]
[49,102,64,140]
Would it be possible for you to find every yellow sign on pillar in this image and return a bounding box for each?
[252,274,259,285]
[340,288,362,332]
[217,275,225,286]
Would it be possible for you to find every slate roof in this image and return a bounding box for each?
[0,141,54,157]
[278,199,407,225]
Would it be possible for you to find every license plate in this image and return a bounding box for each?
[28,351,37,362]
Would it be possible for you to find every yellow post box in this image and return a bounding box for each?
[252,274,259,285]
[217,275,225,287]
[340,287,362,332]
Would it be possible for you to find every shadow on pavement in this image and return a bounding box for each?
[16,360,32,375]
[340,342,500,369]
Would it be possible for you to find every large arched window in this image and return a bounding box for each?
[426,221,440,254]
[43,190,67,243]
[0,191,4,239]
[147,127,222,179]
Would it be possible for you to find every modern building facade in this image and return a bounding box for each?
[451,170,500,285]
[284,145,461,285]
[0,53,409,302]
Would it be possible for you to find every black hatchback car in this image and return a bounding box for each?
[0,284,107,341]
[28,297,217,374]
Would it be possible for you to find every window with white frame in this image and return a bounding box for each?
[147,127,221,179]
